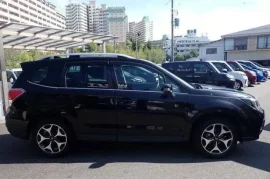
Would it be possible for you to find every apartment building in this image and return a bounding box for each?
[107,7,128,43]
[222,24,270,66]
[88,1,108,35]
[166,29,210,58]
[0,0,65,29]
[66,3,88,32]
[128,16,153,43]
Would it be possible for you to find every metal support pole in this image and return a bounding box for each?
[102,41,106,53]
[171,0,174,62]
[114,39,116,53]
[0,30,9,115]
[136,36,138,58]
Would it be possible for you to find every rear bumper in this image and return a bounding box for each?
[5,109,29,140]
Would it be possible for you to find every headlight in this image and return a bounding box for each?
[240,98,259,109]
[250,71,256,76]
[226,74,234,79]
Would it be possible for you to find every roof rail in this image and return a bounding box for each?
[37,53,134,61]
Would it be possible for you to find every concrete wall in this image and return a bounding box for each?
[199,40,224,61]
[227,50,270,61]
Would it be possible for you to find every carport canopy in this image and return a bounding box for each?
[0,21,118,114]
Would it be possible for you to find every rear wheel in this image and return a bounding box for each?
[31,120,73,157]
[192,118,238,158]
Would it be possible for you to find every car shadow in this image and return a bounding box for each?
[0,133,269,173]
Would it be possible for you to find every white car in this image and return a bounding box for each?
[211,61,248,90]
[6,68,22,84]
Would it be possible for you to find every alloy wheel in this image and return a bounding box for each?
[36,124,68,154]
[201,123,233,155]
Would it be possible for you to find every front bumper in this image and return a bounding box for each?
[240,107,265,141]
[248,75,257,84]
[243,76,249,87]
[217,79,235,89]
[5,109,29,140]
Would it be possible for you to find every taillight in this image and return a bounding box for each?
[9,89,25,100]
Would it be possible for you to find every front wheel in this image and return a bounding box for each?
[31,120,73,157]
[234,81,242,90]
[192,118,238,158]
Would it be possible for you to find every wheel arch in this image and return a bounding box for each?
[189,110,244,141]
[27,114,77,140]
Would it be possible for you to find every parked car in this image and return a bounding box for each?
[6,53,265,159]
[162,61,236,89]
[239,64,265,82]
[238,61,268,80]
[227,61,257,86]
[252,61,270,77]
[0,68,22,84]
[210,61,248,90]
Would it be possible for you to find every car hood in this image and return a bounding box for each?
[190,83,254,98]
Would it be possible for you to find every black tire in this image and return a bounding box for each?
[234,80,242,90]
[192,118,238,158]
[31,120,74,157]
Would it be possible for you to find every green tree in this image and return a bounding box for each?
[146,41,152,50]
[88,42,97,52]
[73,47,83,53]
[175,54,184,61]
[106,44,114,53]
[184,54,192,60]
[189,49,199,58]
[126,40,132,49]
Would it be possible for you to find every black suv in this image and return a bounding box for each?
[6,53,265,158]
[162,61,236,88]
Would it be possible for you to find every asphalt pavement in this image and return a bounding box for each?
[0,82,269,179]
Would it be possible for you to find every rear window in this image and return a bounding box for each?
[24,61,64,87]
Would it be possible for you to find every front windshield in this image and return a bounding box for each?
[212,62,233,72]
[252,62,264,68]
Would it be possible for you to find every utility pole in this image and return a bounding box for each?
[171,0,174,62]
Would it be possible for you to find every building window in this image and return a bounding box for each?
[206,48,217,54]
[225,38,247,51]
[257,36,270,49]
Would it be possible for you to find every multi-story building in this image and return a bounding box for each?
[199,24,270,66]
[66,3,88,32]
[128,16,153,43]
[88,1,108,35]
[107,7,128,43]
[166,29,210,59]
[0,0,65,29]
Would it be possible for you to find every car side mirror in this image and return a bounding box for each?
[222,69,228,73]
[161,84,175,99]
[9,78,14,84]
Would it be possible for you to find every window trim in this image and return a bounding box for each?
[225,38,248,51]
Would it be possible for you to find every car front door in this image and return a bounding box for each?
[111,61,189,142]
[193,62,215,84]
[58,60,117,141]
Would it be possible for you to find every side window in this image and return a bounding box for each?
[114,64,165,91]
[66,65,83,87]
[174,63,193,75]
[31,66,49,84]
[194,63,211,74]
[86,65,108,88]
[65,64,109,88]
[6,71,14,81]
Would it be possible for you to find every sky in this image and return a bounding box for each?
[52,0,270,41]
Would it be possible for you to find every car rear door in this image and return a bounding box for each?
[111,61,189,142]
[58,59,117,141]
